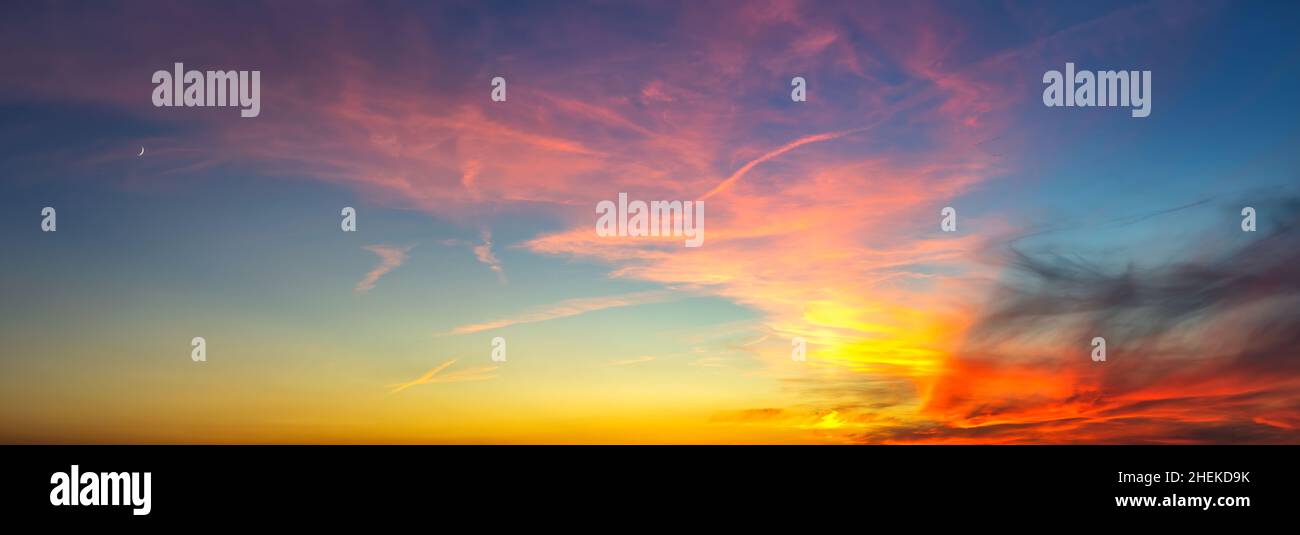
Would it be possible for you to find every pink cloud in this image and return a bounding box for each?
[355,245,413,294]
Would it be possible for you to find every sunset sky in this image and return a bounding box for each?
[1,0,1298,444]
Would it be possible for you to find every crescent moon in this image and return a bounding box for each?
[137,146,145,157]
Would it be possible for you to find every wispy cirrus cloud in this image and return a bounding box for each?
[355,244,413,294]
[436,290,679,336]
[389,359,499,393]
[472,229,507,284]
[698,127,869,200]
[438,231,508,283]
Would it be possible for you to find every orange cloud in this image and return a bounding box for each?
[389,359,499,393]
